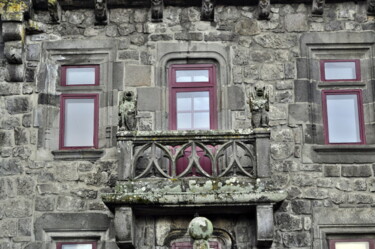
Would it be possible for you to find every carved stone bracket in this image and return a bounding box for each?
[368,0,375,15]
[151,0,163,22]
[95,0,108,25]
[256,205,274,246]
[48,0,61,23]
[114,207,136,249]
[312,0,325,15]
[201,0,215,21]
[258,0,271,20]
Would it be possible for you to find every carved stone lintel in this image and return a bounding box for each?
[151,0,163,22]
[256,205,274,246]
[201,0,215,21]
[258,0,271,20]
[115,207,135,249]
[48,0,61,23]
[95,0,108,25]
[368,0,375,15]
[312,0,325,15]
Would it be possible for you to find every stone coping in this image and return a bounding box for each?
[52,149,104,162]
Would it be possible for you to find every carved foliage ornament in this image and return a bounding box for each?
[312,0,325,15]
[151,0,163,22]
[258,0,271,20]
[201,0,215,21]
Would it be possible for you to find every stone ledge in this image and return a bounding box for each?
[52,149,104,162]
[312,145,375,163]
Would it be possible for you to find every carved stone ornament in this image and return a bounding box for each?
[151,0,163,22]
[48,0,61,23]
[258,0,271,20]
[118,91,137,131]
[368,0,375,15]
[312,0,325,15]
[95,0,108,24]
[248,86,270,128]
[201,0,215,21]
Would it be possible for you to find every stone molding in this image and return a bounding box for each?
[51,149,105,162]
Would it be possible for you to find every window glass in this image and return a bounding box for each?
[62,244,93,249]
[326,94,360,143]
[66,67,96,85]
[176,70,209,82]
[64,98,95,147]
[335,242,370,249]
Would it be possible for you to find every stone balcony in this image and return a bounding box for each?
[102,128,287,248]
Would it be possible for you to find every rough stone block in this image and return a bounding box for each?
[54,163,79,181]
[2,23,23,42]
[16,177,35,196]
[18,218,32,236]
[0,159,23,176]
[0,83,21,96]
[150,34,173,41]
[26,44,41,61]
[4,199,32,218]
[289,103,309,125]
[6,64,24,82]
[56,196,85,211]
[119,50,139,60]
[125,65,151,87]
[348,193,373,204]
[294,80,310,102]
[175,32,203,41]
[35,196,55,211]
[275,213,303,231]
[282,232,311,247]
[0,131,13,147]
[14,127,28,145]
[228,86,245,110]
[342,165,372,177]
[138,88,162,111]
[6,97,31,114]
[253,33,297,49]
[235,18,260,36]
[22,114,32,128]
[285,14,308,32]
[291,200,312,214]
[323,165,340,177]
[38,93,59,106]
[0,219,17,237]
[204,32,238,42]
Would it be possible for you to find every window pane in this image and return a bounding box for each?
[194,112,210,129]
[335,242,369,249]
[324,61,357,80]
[326,94,360,143]
[62,244,93,249]
[64,98,95,147]
[177,113,192,130]
[177,96,192,112]
[194,94,210,111]
[66,67,96,85]
[176,70,209,82]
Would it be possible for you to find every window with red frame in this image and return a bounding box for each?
[57,242,97,249]
[330,239,374,249]
[322,89,365,144]
[61,65,99,86]
[169,64,217,130]
[171,241,220,249]
[59,94,99,149]
[320,59,361,82]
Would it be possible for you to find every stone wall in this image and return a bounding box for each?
[0,1,375,249]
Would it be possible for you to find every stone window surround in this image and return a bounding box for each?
[293,32,375,163]
[38,39,123,161]
[56,241,97,249]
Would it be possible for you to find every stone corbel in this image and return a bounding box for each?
[48,0,61,23]
[312,0,325,15]
[368,0,375,15]
[115,207,136,249]
[256,205,274,246]
[95,0,108,25]
[4,41,23,64]
[258,0,271,20]
[201,0,215,21]
[151,0,163,22]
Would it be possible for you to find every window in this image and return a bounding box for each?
[169,64,217,130]
[320,60,361,81]
[61,65,99,86]
[322,90,365,144]
[330,239,374,249]
[172,241,220,249]
[57,242,97,249]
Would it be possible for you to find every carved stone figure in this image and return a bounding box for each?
[201,0,214,21]
[368,0,375,14]
[248,87,270,128]
[48,0,60,23]
[95,0,108,24]
[151,0,163,22]
[119,91,137,131]
[312,0,325,15]
[258,0,271,20]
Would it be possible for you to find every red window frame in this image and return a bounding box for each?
[59,94,99,150]
[57,242,97,249]
[322,89,366,145]
[61,65,100,86]
[320,59,361,82]
[171,241,220,249]
[330,239,375,249]
[169,64,217,130]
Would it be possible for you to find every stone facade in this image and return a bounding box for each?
[0,1,375,249]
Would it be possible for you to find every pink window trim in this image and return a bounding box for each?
[56,242,97,249]
[320,59,361,82]
[169,64,217,130]
[61,65,100,86]
[59,94,99,150]
[321,89,366,145]
[329,239,375,249]
[171,241,220,249]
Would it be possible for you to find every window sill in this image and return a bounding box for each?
[52,149,104,162]
[318,81,366,88]
[312,145,375,163]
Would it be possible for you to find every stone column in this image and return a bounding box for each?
[254,128,271,177]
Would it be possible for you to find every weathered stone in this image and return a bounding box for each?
[228,86,245,110]
[233,49,249,65]
[275,213,303,231]
[35,196,55,211]
[254,34,297,48]
[282,232,311,247]
[336,178,352,192]
[0,131,13,147]
[106,25,118,37]
[0,220,17,237]
[138,88,162,111]
[54,163,79,181]
[125,65,151,87]
[0,159,23,176]
[285,14,308,32]
[354,179,367,191]
[288,186,302,199]
[2,23,23,42]
[118,24,136,36]
[175,32,203,41]
[22,114,32,128]
[134,9,148,23]
[150,34,173,41]
[37,184,58,195]
[78,162,94,172]
[18,218,32,236]
[291,200,311,214]
[68,12,85,25]
[235,18,260,36]
[6,64,24,82]
[13,146,31,160]
[22,83,34,94]
[0,83,21,96]
[4,41,23,64]
[260,64,284,80]
[130,34,148,46]
[72,189,98,199]
[110,9,131,23]
[119,50,139,60]
[57,196,85,211]
[271,142,294,160]
[274,160,299,172]
[16,177,35,196]
[348,193,373,204]
[204,32,238,42]
[323,165,340,177]
[14,128,28,145]
[4,199,33,218]
[26,44,41,61]
[342,165,372,177]
[325,20,344,31]
[6,97,31,114]
[303,188,328,199]
[269,104,288,120]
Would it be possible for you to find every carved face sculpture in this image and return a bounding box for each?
[152,0,162,5]
[124,91,134,101]
[255,87,265,97]
[259,0,269,8]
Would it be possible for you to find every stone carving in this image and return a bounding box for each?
[48,0,60,23]
[151,0,163,22]
[248,87,270,128]
[188,217,213,249]
[368,0,375,14]
[95,0,108,24]
[119,91,137,131]
[312,0,325,15]
[258,0,271,20]
[4,41,23,64]
[201,0,214,21]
